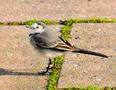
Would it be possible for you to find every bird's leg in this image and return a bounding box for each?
[38,58,53,75]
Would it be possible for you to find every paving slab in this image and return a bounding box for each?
[58,23,116,88]
[0,26,49,90]
[0,25,62,90]
[0,0,116,22]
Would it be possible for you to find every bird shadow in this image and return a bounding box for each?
[0,68,47,76]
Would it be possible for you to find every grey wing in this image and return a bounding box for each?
[49,37,73,50]
[30,35,50,48]
[30,34,72,50]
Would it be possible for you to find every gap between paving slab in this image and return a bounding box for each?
[58,23,116,88]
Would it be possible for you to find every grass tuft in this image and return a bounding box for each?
[47,55,64,90]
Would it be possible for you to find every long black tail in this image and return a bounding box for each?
[58,36,108,58]
[73,48,108,58]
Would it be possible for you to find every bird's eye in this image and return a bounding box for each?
[36,26,39,29]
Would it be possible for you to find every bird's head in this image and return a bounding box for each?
[27,22,46,36]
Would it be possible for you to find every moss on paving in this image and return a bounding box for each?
[23,19,59,26]
[0,22,5,25]
[0,17,116,26]
[47,55,64,90]
[1,19,59,26]
[57,87,116,90]
[46,20,72,90]
[60,25,72,41]
[61,17,116,25]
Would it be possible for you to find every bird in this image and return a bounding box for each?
[27,22,108,74]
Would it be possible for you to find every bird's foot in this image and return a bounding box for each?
[38,67,53,75]
[38,58,53,75]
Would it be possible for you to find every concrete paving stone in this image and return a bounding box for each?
[58,23,116,88]
[0,0,116,22]
[0,76,47,90]
[0,25,62,90]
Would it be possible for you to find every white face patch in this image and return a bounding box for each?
[30,23,45,34]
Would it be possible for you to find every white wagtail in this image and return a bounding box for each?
[27,22,108,74]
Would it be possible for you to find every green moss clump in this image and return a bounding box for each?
[76,17,116,23]
[0,19,58,26]
[0,18,116,26]
[23,19,53,26]
[6,22,24,25]
[23,19,39,26]
[40,19,58,25]
[47,55,64,90]
[112,19,116,23]
[60,25,72,41]
[84,17,107,23]
[60,17,116,25]
[0,22,5,25]
[23,19,58,26]
[57,86,115,90]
